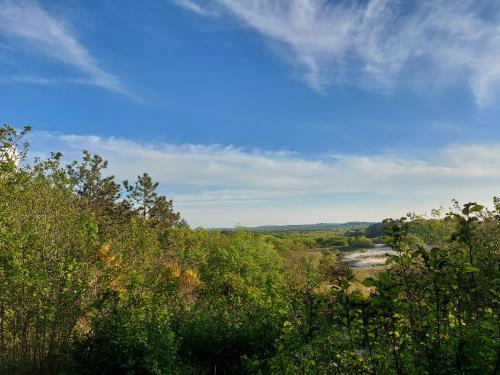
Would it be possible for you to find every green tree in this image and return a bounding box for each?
[0,152,104,374]
[124,173,184,230]
[67,151,129,236]
[124,173,159,218]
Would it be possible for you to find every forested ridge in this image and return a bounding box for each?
[0,125,498,374]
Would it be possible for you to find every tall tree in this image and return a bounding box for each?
[123,172,159,218]
[150,195,184,231]
[124,173,184,230]
[67,151,129,236]
[67,151,121,211]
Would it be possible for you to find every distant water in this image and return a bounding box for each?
[344,244,397,268]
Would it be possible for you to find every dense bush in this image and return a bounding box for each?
[178,231,290,372]
[348,236,374,248]
[68,292,180,375]
[266,206,500,374]
[315,236,349,248]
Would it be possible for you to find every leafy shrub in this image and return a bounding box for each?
[68,292,181,375]
[178,231,291,372]
[348,236,374,248]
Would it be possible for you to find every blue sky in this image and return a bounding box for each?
[1,0,499,227]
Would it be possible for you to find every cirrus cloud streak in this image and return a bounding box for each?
[174,0,500,107]
[0,0,130,96]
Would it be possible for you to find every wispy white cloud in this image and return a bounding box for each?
[0,0,130,96]
[175,0,500,107]
[0,75,54,84]
[171,0,219,17]
[29,131,500,226]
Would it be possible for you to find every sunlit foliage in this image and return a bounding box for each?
[0,125,498,374]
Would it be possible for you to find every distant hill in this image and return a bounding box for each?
[213,222,375,233]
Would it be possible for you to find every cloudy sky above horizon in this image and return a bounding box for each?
[1,0,499,227]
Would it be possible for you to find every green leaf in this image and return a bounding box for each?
[362,277,377,287]
[469,204,484,213]
[464,266,480,273]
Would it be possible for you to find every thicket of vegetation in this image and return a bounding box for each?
[0,125,498,374]
[260,231,376,252]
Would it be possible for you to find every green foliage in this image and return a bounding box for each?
[269,203,500,375]
[0,147,103,374]
[68,292,180,375]
[348,236,374,248]
[0,125,31,169]
[179,231,290,372]
[0,125,498,374]
[259,231,370,253]
[124,173,183,231]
